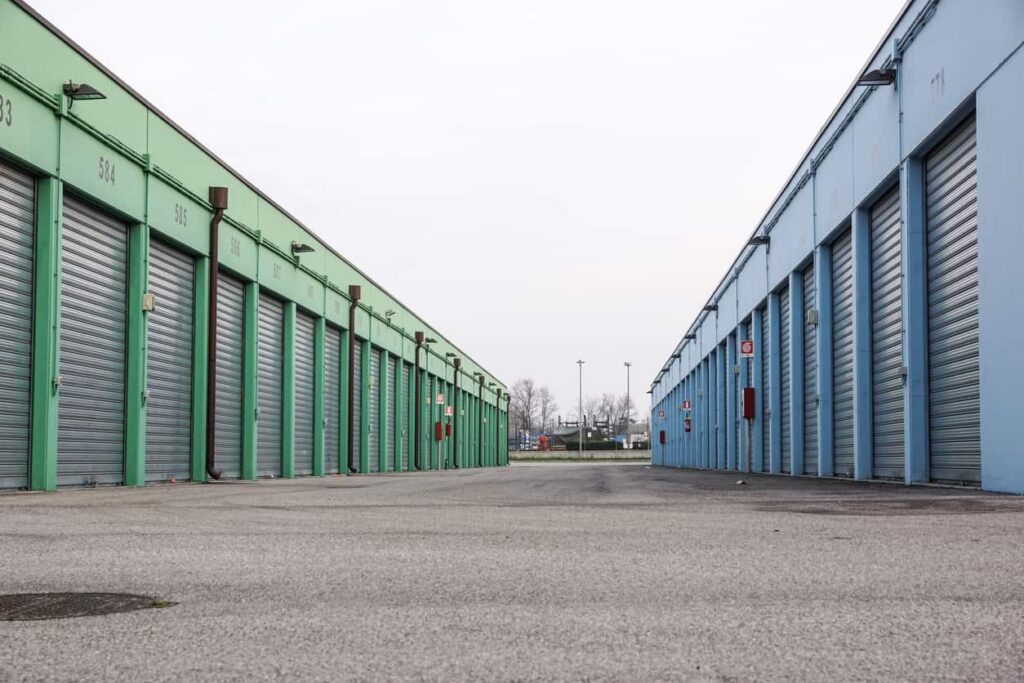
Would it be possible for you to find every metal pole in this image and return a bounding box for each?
[577,359,584,457]
[624,361,631,450]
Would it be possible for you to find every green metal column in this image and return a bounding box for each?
[360,338,370,473]
[339,329,350,475]
[378,350,388,472]
[241,281,259,480]
[394,351,403,472]
[124,222,149,487]
[281,302,296,478]
[28,177,61,491]
[190,257,210,482]
[313,317,326,476]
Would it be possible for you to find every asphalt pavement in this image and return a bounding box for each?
[1,463,1023,682]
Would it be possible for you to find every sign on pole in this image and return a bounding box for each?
[739,339,755,358]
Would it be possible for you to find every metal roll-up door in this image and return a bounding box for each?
[257,293,284,477]
[760,306,771,472]
[352,340,363,471]
[294,312,316,476]
[803,264,817,476]
[387,356,397,471]
[733,343,740,470]
[402,362,412,470]
[323,326,341,475]
[871,187,904,479]
[368,347,381,472]
[779,287,791,473]
[0,163,34,489]
[58,195,128,486]
[927,117,980,483]
[146,241,195,483]
[215,274,245,478]
[832,230,855,477]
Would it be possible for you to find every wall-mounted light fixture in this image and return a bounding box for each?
[748,235,770,249]
[63,81,105,109]
[425,337,438,344]
[704,304,719,312]
[684,334,697,341]
[291,241,315,255]
[857,68,897,86]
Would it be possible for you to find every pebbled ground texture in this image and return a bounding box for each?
[1,462,1023,682]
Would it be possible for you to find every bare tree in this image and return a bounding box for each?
[537,387,557,433]
[597,393,617,425]
[583,396,601,424]
[510,378,539,435]
[617,393,636,428]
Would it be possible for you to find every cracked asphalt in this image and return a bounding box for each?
[1,462,1023,682]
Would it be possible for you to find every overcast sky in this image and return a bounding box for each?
[34,0,903,423]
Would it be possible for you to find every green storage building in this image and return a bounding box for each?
[0,0,508,491]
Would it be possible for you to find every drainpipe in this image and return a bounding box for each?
[204,186,229,481]
[414,331,425,470]
[478,375,485,467]
[495,388,502,467]
[452,358,460,468]
[347,285,361,474]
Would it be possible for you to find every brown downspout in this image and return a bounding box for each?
[477,375,485,467]
[347,285,361,474]
[495,388,502,467]
[452,358,461,468]
[413,331,424,471]
[204,186,229,481]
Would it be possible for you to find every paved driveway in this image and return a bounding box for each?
[1,463,1023,681]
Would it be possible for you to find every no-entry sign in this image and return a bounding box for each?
[658,409,665,418]
[436,393,445,405]
[740,339,755,358]
[682,399,691,410]
[445,406,454,417]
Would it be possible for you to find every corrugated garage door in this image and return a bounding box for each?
[733,338,740,471]
[352,339,362,471]
[215,273,245,478]
[871,187,904,479]
[402,362,412,470]
[927,117,980,483]
[145,240,195,482]
[386,356,397,471]
[323,326,341,475]
[760,306,771,473]
[803,264,817,476]
[257,293,283,477]
[779,287,792,474]
[832,230,855,477]
[0,163,33,490]
[58,195,127,486]
[368,347,381,472]
[293,312,315,476]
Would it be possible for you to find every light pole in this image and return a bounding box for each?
[624,361,632,450]
[577,359,585,457]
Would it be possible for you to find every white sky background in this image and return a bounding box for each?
[33,0,904,422]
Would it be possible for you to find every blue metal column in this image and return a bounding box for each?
[752,311,765,472]
[737,321,750,472]
[814,244,834,477]
[901,158,928,484]
[726,333,737,470]
[716,342,727,469]
[790,270,805,476]
[708,350,718,469]
[852,207,874,480]
[768,291,783,474]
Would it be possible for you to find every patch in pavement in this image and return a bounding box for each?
[754,496,1021,516]
[0,593,176,621]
